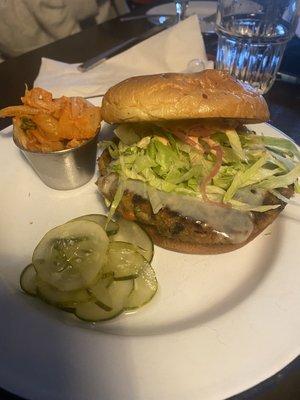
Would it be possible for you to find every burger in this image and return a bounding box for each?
[97,70,300,254]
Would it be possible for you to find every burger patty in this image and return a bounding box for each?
[98,149,293,246]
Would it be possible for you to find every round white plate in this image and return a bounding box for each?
[146,1,217,32]
[0,123,299,400]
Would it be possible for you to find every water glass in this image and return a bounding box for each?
[215,0,298,93]
[174,0,190,22]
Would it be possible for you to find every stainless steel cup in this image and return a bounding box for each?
[13,132,99,190]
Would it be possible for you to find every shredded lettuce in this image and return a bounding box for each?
[268,151,295,172]
[147,186,164,214]
[256,163,300,190]
[114,124,140,145]
[225,129,247,161]
[244,135,300,160]
[106,178,125,225]
[103,124,300,214]
[223,154,268,201]
[261,136,300,160]
[228,199,281,212]
[295,179,300,193]
[269,189,290,203]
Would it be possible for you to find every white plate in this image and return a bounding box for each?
[146,1,217,32]
[0,123,300,400]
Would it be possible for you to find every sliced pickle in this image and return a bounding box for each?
[70,214,119,236]
[111,218,154,262]
[32,220,108,291]
[103,241,148,280]
[101,274,114,288]
[75,280,133,322]
[20,264,37,296]
[75,302,122,322]
[88,279,113,311]
[108,279,134,306]
[22,216,158,323]
[125,265,158,310]
[37,279,91,309]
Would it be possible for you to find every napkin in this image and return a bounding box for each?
[34,15,213,98]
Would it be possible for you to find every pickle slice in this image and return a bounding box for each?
[102,274,114,288]
[111,218,154,262]
[22,217,158,323]
[88,279,113,311]
[32,220,109,291]
[75,280,133,322]
[103,241,148,280]
[75,302,122,322]
[125,265,158,310]
[20,264,37,296]
[70,214,119,236]
[37,279,91,309]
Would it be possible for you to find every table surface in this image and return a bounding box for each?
[0,3,299,400]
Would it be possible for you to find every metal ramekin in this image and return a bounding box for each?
[13,131,99,190]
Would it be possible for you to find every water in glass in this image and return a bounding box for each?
[216,1,298,93]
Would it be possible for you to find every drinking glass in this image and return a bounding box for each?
[174,0,190,22]
[215,0,298,93]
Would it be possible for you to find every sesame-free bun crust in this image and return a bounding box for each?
[101,70,270,124]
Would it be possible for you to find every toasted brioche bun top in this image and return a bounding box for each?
[101,70,270,124]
